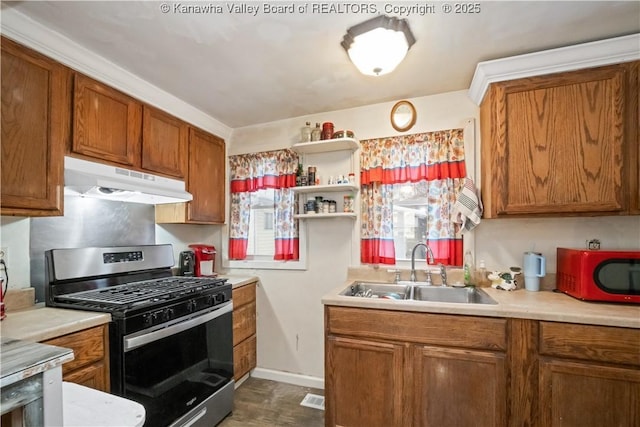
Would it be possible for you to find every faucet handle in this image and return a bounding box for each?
[424,270,433,286]
[387,269,402,283]
[439,263,448,287]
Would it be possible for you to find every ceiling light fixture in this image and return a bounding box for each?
[341,15,416,76]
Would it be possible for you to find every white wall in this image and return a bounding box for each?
[0,217,31,288]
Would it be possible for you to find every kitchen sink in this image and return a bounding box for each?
[340,282,497,304]
[341,282,411,300]
[412,286,497,304]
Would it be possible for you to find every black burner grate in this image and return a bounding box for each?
[59,277,224,305]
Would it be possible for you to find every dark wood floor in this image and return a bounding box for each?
[218,377,325,427]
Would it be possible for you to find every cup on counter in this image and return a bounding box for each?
[523,252,546,291]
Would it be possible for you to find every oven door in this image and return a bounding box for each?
[122,302,234,427]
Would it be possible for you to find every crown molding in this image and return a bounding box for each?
[468,33,640,106]
[0,8,232,140]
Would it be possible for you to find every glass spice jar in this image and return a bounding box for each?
[307,166,316,186]
[343,195,354,213]
[311,123,322,141]
[300,122,312,143]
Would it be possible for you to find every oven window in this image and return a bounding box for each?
[123,311,233,427]
[594,259,640,295]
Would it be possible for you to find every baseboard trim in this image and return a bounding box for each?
[250,368,324,390]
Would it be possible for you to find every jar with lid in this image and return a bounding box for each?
[300,122,312,143]
[329,200,337,213]
[311,123,322,141]
[322,200,330,214]
[343,195,354,213]
[321,122,334,141]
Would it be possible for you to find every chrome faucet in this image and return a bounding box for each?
[410,243,435,282]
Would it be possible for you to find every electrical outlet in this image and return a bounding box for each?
[0,247,7,265]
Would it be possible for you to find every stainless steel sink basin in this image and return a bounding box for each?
[412,286,497,304]
[340,282,497,304]
[340,282,410,300]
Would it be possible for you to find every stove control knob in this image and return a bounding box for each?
[215,293,225,303]
[143,313,153,327]
[206,295,216,306]
[187,300,197,313]
[163,308,175,321]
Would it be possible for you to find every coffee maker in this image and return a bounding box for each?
[188,244,217,277]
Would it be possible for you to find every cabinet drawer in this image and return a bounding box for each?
[327,306,507,351]
[234,335,257,381]
[233,301,256,346]
[44,325,107,374]
[233,283,256,308]
[539,321,640,367]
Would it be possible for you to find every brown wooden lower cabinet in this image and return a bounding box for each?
[326,336,405,427]
[412,345,507,426]
[232,282,258,381]
[539,358,640,427]
[42,324,110,392]
[325,306,640,427]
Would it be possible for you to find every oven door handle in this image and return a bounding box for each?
[124,301,233,352]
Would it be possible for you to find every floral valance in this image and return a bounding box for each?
[360,129,466,185]
[229,149,298,193]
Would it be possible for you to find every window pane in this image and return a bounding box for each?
[392,183,428,262]
[246,189,275,257]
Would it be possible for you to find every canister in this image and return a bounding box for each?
[321,122,334,141]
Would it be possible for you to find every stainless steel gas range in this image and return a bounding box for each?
[44,244,234,427]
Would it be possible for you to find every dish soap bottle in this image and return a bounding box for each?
[463,250,475,286]
[476,260,489,287]
[300,122,312,143]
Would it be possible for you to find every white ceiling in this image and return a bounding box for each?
[3,1,639,128]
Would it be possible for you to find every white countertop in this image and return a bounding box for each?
[220,275,259,289]
[322,279,640,329]
[0,306,111,342]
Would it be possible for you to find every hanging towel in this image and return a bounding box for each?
[453,177,483,232]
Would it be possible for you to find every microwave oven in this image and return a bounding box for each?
[556,248,640,304]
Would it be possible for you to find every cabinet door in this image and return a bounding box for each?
[1,37,68,216]
[43,325,110,392]
[64,362,109,392]
[141,105,188,178]
[73,73,141,166]
[539,358,640,427]
[232,284,257,346]
[187,127,225,223]
[627,61,640,213]
[326,336,406,427]
[412,345,507,426]
[481,64,630,217]
[233,335,256,381]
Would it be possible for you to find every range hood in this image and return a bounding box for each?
[64,156,193,205]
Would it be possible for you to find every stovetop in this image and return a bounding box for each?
[57,276,225,307]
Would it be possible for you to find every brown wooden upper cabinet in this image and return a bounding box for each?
[72,73,141,167]
[1,37,69,217]
[188,127,225,223]
[480,61,639,217]
[141,105,188,179]
[155,127,226,224]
